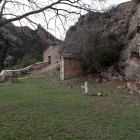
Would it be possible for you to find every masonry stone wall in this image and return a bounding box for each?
[0,62,48,82]
[43,45,60,65]
[30,62,49,70]
[64,58,83,79]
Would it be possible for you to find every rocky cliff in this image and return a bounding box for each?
[62,0,140,83]
[0,21,60,70]
[118,1,140,83]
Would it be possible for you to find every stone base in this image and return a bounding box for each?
[10,76,17,83]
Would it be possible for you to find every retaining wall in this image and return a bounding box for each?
[0,62,48,82]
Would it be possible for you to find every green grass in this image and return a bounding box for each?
[0,74,140,140]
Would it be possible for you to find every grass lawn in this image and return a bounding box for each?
[0,74,140,140]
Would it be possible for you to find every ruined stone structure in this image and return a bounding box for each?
[0,62,48,82]
[60,54,83,80]
[43,45,83,80]
[43,44,60,65]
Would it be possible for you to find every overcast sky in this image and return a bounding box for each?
[12,0,131,40]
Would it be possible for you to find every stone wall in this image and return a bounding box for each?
[43,45,60,65]
[30,62,49,70]
[0,62,48,82]
[64,58,83,79]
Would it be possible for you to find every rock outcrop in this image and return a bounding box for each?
[62,0,140,83]
[119,1,140,83]
[37,24,60,45]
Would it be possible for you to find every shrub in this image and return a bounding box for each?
[108,32,118,41]
[0,43,3,48]
[86,13,100,22]
[22,57,36,68]
[126,30,136,40]
[133,0,140,3]
[106,19,111,27]
[131,6,136,14]
[35,54,43,62]
[0,59,4,71]
[0,66,3,72]
[124,17,130,34]
[15,57,36,68]
[78,45,116,72]
[94,45,116,67]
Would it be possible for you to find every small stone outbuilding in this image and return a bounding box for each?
[43,44,60,65]
[60,53,83,80]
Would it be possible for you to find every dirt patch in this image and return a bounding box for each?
[28,63,60,75]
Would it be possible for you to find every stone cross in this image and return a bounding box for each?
[81,82,88,93]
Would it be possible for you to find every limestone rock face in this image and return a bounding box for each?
[63,0,140,83]
[101,65,123,80]
[119,2,140,83]
[37,24,60,45]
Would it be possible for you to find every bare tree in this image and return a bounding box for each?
[0,0,103,29]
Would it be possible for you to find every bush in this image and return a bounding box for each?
[78,45,116,72]
[126,30,136,40]
[131,6,136,14]
[106,19,111,27]
[16,57,36,68]
[0,59,4,71]
[94,45,116,67]
[133,0,140,3]
[0,66,3,72]
[124,18,130,34]
[108,32,118,41]
[22,57,36,68]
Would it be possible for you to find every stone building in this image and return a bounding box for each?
[43,44,60,65]
[60,53,83,80]
[43,45,83,80]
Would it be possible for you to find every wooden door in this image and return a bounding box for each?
[48,56,51,64]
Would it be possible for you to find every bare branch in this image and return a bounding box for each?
[0,0,95,26]
[0,0,8,18]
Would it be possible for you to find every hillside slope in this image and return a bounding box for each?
[0,20,60,70]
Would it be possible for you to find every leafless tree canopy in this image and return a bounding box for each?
[0,0,105,29]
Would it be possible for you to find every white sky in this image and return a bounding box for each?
[12,0,131,40]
